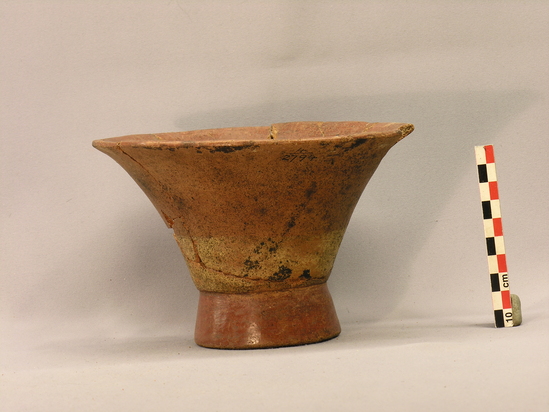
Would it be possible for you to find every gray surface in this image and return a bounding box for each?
[1,1,548,411]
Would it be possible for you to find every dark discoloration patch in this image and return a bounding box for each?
[206,144,258,154]
[332,137,370,152]
[269,265,293,282]
[252,238,279,254]
[286,216,296,230]
[244,259,260,270]
[348,138,369,150]
[172,193,186,207]
[253,242,265,254]
[304,181,317,199]
[299,269,311,280]
[243,238,282,278]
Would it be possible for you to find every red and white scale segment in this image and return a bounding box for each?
[475,145,515,327]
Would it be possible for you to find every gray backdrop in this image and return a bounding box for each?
[1,1,548,411]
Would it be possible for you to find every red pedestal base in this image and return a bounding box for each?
[194,283,341,349]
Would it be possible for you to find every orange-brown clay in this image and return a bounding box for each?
[93,121,413,349]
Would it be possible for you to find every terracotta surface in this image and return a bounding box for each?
[93,121,414,349]
[195,284,340,349]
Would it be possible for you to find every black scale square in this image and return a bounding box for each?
[486,237,496,256]
[494,309,505,328]
[477,164,488,183]
[490,273,500,292]
[482,200,492,219]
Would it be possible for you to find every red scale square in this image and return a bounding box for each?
[497,254,507,273]
[493,218,503,236]
[485,145,495,163]
[489,181,499,199]
[501,290,512,309]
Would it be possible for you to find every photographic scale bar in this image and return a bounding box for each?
[474,145,521,328]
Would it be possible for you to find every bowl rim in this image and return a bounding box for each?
[92,121,414,150]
